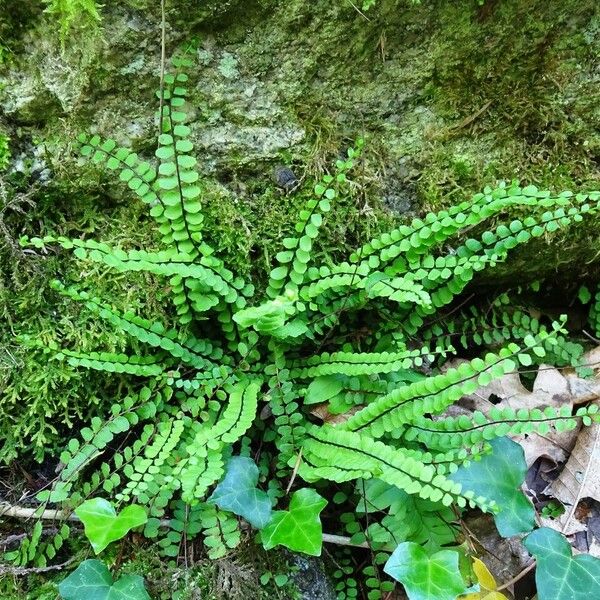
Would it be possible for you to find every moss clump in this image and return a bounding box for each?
[0,172,170,463]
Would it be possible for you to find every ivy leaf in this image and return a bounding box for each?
[450,437,534,537]
[304,375,344,405]
[524,527,600,600]
[260,488,327,556]
[58,559,150,600]
[384,543,468,600]
[208,456,272,528]
[75,498,148,554]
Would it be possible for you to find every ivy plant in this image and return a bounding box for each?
[58,559,150,600]
[75,498,147,554]
[9,49,600,598]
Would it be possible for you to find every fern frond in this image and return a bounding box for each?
[177,378,261,502]
[154,63,204,258]
[55,348,165,377]
[77,134,159,207]
[301,425,492,509]
[51,281,227,371]
[338,344,526,437]
[266,148,358,299]
[117,417,185,504]
[291,346,444,379]
[403,404,600,450]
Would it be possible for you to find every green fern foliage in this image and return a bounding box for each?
[13,51,600,586]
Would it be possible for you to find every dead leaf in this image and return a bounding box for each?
[541,410,600,535]
[308,402,359,425]
[458,365,580,467]
[460,557,510,600]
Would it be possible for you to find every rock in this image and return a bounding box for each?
[272,165,299,192]
[288,553,337,600]
[0,0,598,276]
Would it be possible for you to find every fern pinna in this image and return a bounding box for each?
[13,51,600,583]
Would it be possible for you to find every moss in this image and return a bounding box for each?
[0,171,171,463]
[117,539,300,599]
[1,0,599,461]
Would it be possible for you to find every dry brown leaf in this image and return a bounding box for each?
[458,365,579,467]
[308,402,359,425]
[541,412,600,535]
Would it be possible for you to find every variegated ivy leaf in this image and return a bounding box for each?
[450,437,534,537]
[524,527,600,600]
[58,559,150,600]
[75,498,147,554]
[260,488,327,556]
[384,543,468,600]
[208,456,272,528]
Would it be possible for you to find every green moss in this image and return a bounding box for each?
[0,132,9,169]
[0,174,170,463]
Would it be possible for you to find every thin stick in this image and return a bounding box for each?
[1,502,171,527]
[0,503,79,522]
[583,329,600,345]
[345,0,371,21]
[2,500,373,551]
[0,557,76,577]
[322,533,369,548]
[495,560,536,592]
[285,448,303,494]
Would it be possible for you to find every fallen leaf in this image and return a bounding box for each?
[460,557,509,600]
[541,407,600,535]
[308,402,359,425]
[458,365,580,467]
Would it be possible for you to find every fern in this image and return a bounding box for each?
[13,51,600,577]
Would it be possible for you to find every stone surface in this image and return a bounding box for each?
[289,553,337,600]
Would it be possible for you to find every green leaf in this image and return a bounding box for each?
[58,559,150,600]
[450,437,534,537]
[524,528,600,600]
[578,285,592,304]
[384,543,467,600]
[304,375,344,405]
[260,488,327,556]
[75,498,148,554]
[208,456,272,529]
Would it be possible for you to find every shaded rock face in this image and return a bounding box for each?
[289,553,337,600]
[0,1,599,270]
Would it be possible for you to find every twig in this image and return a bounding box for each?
[322,533,369,548]
[0,528,59,550]
[0,557,76,577]
[285,448,303,494]
[345,0,371,21]
[0,502,171,527]
[495,560,536,592]
[0,503,79,522]
[583,329,600,345]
